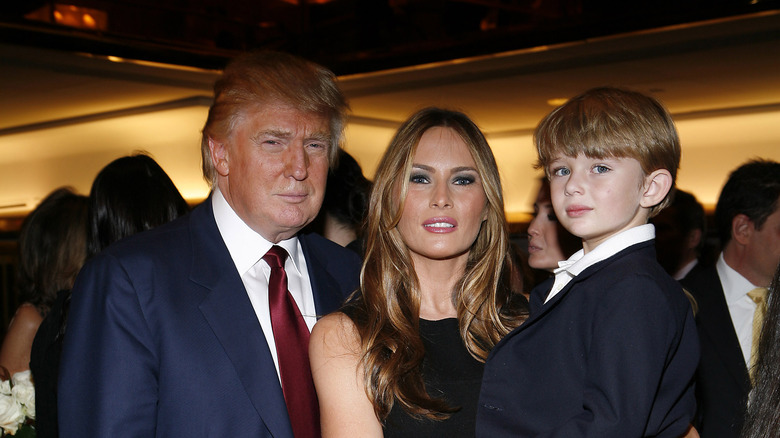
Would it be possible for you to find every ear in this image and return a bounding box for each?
[208,137,230,177]
[639,169,673,209]
[731,213,754,245]
[685,228,703,250]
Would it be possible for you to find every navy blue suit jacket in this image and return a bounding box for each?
[58,198,361,437]
[477,241,699,437]
[681,264,750,438]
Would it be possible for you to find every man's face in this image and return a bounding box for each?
[210,100,331,243]
[747,204,780,287]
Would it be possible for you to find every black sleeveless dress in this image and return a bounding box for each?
[383,318,484,438]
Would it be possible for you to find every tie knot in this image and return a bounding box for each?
[748,287,768,305]
[262,245,288,269]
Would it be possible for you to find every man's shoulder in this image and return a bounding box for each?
[99,202,215,265]
[679,263,720,295]
[300,232,362,266]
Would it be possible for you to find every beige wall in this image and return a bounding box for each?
[2,107,779,223]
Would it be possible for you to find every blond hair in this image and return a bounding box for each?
[535,86,680,216]
[200,51,349,185]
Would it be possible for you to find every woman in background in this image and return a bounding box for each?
[526,177,580,273]
[30,153,189,438]
[309,107,526,437]
[0,187,87,375]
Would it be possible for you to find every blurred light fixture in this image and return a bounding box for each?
[53,4,107,30]
[546,98,568,106]
[26,4,109,30]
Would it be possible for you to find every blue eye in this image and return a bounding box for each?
[410,173,429,184]
[593,165,610,174]
[552,167,570,177]
[453,175,475,185]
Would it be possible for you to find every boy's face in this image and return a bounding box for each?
[548,154,650,253]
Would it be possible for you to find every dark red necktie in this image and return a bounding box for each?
[263,246,320,438]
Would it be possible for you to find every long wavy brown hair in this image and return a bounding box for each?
[343,107,526,421]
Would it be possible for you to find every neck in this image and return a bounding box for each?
[323,216,357,247]
[723,243,770,287]
[412,254,467,320]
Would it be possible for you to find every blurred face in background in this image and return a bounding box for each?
[527,181,573,271]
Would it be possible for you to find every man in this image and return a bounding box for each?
[682,158,780,437]
[58,51,362,437]
[653,188,707,280]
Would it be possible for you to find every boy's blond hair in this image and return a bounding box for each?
[534,86,680,217]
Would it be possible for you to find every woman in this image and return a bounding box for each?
[526,177,580,273]
[0,187,87,375]
[309,107,526,437]
[29,153,190,438]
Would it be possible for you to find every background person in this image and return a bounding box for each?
[0,187,87,376]
[652,188,708,280]
[740,262,780,438]
[29,152,190,438]
[682,158,780,438]
[308,148,372,255]
[525,177,580,288]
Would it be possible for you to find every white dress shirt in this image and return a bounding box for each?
[211,188,317,378]
[546,224,656,304]
[674,259,699,280]
[717,253,762,366]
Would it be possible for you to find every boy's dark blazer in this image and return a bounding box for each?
[477,241,699,437]
[681,264,750,438]
[59,197,361,437]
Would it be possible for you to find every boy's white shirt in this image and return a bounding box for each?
[546,224,656,304]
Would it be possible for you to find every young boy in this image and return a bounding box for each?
[476,87,699,437]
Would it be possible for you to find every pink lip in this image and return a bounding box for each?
[565,205,592,217]
[527,242,542,253]
[422,217,458,233]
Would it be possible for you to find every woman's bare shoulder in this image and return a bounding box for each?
[311,311,361,358]
[10,304,43,330]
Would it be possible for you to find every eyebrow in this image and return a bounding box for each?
[253,129,331,143]
[411,164,478,173]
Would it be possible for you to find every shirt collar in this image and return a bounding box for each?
[717,252,759,304]
[211,187,301,276]
[554,223,655,278]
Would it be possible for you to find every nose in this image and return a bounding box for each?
[528,216,541,236]
[430,181,452,208]
[563,170,583,196]
[283,144,309,181]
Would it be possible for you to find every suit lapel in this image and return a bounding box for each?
[188,201,293,438]
[691,268,751,392]
[300,234,349,318]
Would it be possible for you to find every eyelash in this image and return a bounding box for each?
[409,174,476,185]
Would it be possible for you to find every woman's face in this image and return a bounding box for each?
[396,127,488,266]
[527,183,570,271]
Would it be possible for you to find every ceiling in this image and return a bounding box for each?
[1,3,780,226]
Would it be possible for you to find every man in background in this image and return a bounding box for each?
[682,158,780,438]
[653,188,707,280]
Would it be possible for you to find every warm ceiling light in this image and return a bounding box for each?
[546,98,568,106]
[52,4,107,31]
[82,13,96,28]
